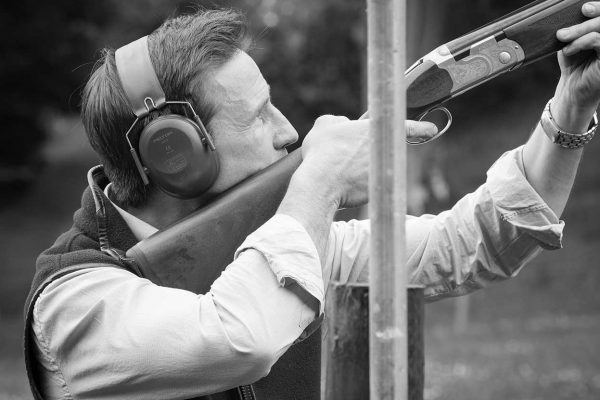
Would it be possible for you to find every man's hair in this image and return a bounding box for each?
[82,9,247,207]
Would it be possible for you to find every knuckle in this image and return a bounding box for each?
[314,114,348,127]
[314,114,334,124]
[576,23,588,36]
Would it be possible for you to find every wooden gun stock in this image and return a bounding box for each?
[126,150,302,293]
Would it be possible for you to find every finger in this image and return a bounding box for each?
[562,31,600,56]
[406,120,438,139]
[313,114,350,128]
[557,2,600,42]
[583,2,600,17]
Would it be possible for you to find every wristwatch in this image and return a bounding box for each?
[540,99,598,149]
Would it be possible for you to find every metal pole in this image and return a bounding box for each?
[367,0,407,398]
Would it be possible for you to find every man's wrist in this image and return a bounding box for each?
[291,162,341,210]
[277,162,340,263]
[553,88,598,133]
[540,97,598,150]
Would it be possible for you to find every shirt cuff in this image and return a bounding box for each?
[486,146,564,250]
[234,214,325,314]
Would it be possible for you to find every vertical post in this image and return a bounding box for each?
[323,284,425,400]
[367,0,407,399]
[323,283,370,400]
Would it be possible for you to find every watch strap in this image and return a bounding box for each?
[540,98,598,150]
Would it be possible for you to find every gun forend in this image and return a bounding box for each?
[407,0,588,121]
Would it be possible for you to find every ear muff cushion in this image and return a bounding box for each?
[138,115,219,198]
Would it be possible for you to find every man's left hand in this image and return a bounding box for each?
[555,2,600,124]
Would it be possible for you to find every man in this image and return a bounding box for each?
[24,5,600,400]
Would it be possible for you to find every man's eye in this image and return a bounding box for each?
[259,101,272,121]
[258,109,267,122]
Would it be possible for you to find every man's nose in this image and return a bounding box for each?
[272,107,299,150]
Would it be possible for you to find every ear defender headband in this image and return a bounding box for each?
[115,36,219,199]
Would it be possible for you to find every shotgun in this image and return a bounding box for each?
[126,0,588,293]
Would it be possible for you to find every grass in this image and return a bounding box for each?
[424,313,600,400]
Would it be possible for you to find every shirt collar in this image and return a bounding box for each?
[104,183,158,241]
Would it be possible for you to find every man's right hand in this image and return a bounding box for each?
[301,115,369,208]
[300,115,437,208]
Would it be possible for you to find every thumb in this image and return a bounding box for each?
[406,120,438,139]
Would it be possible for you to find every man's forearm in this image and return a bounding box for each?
[277,163,340,263]
[522,93,593,217]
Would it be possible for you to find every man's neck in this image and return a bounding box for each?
[126,190,212,230]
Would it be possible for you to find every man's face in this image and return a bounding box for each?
[203,51,298,194]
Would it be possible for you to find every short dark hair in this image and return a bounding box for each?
[82,9,248,207]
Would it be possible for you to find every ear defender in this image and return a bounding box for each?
[115,36,219,199]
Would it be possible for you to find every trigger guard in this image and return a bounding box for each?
[407,107,453,145]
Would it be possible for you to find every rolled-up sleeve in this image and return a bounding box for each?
[236,214,325,314]
[324,146,564,302]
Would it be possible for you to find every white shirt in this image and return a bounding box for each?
[32,147,564,399]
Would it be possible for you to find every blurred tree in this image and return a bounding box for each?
[288,0,366,134]
[0,0,117,205]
